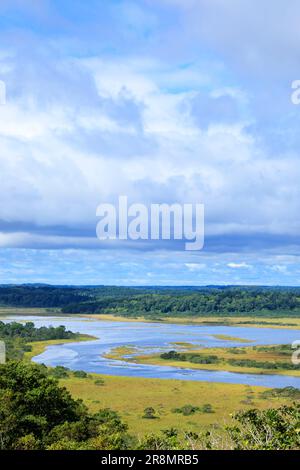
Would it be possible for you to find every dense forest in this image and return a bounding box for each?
[0,284,299,317]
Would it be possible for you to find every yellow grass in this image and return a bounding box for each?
[170,342,195,348]
[211,334,253,342]
[82,313,300,330]
[60,374,291,436]
[104,345,138,360]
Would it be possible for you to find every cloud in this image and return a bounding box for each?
[0,0,299,284]
[227,262,252,269]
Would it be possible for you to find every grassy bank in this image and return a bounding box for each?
[23,334,97,361]
[1,306,300,329]
[82,313,300,330]
[126,343,300,377]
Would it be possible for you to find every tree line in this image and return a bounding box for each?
[1,285,300,316]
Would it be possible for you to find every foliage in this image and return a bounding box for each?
[226,404,300,450]
[0,361,132,450]
[142,407,158,419]
[160,350,219,364]
[260,386,300,400]
[172,404,200,416]
[48,366,70,379]
[73,370,88,378]
[228,358,298,370]
[1,285,300,316]
[172,403,214,416]
[0,321,78,360]
[94,378,105,386]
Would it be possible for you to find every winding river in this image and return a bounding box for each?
[5,315,300,388]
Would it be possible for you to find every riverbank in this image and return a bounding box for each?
[112,343,300,377]
[24,334,97,361]
[1,307,300,329]
[82,313,300,330]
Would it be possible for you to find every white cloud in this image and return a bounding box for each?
[0,4,299,258]
[227,262,252,269]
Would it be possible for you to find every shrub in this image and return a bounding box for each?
[142,407,158,419]
[227,404,300,450]
[201,403,214,413]
[73,370,87,378]
[94,378,105,386]
[172,404,200,416]
[49,366,70,379]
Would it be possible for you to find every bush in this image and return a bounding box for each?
[260,386,300,400]
[172,405,200,416]
[73,370,88,378]
[227,404,300,450]
[49,366,70,379]
[94,378,105,386]
[201,403,214,413]
[142,407,158,419]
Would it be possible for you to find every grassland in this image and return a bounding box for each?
[211,334,253,342]
[59,374,292,436]
[81,313,300,329]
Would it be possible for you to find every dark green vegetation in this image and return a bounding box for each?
[160,347,300,371]
[222,404,300,450]
[172,404,214,416]
[0,361,132,450]
[160,350,220,364]
[0,321,78,360]
[142,407,158,419]
[260,387,300,400]
[1,284,300,317]
[227,358,297,370]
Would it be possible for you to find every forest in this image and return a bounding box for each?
[0,284,299,317]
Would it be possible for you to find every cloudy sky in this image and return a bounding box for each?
[0,0,300,285]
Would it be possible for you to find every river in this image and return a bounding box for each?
[4,315,300,388]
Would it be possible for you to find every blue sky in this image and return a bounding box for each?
[0,0,300,285]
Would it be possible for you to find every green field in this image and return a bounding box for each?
[60,374,288,436]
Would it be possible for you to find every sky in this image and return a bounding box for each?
[0,0,300,285]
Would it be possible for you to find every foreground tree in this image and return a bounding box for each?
[227,404,300,450]
[0,361,132,450]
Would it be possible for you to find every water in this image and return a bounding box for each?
[4,315,300,388]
